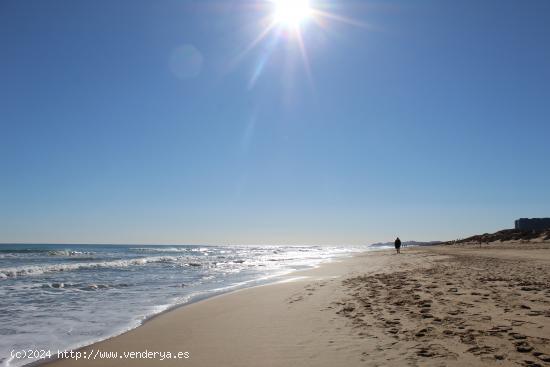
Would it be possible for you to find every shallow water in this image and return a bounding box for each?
[0,244,366,367]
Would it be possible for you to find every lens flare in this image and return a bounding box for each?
[233,0,369,89]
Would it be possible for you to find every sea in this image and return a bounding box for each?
[0,243,367,367]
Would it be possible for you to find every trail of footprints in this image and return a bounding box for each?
[336,255,550,366]
[287,281,329,304]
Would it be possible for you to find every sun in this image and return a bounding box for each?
[239,0,366,88]
[272,0,312,27]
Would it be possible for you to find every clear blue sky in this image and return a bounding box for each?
[1,0,549,245]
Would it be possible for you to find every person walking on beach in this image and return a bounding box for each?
[394,237,401,254]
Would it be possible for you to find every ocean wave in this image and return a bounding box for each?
[48,250,94,257]
[0,244,366,367]
[0,248,53,254]
[0,248,94,257]
[130,246,213,254]
[129,247,192,253]
[0,256,184,279]
[39,282,131,291]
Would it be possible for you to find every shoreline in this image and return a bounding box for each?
[31,243,550,366]
[38,248,409,367]
[17,250,365,367]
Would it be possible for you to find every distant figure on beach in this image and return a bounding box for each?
[394,237,401,254]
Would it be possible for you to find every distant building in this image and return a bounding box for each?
[515,218,550,231]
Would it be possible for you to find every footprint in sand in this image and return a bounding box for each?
[515,341,534,353]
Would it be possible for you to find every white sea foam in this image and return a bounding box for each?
[0,255,184,279]
[0,244,368,367]
[48,249,94,256]
[130,247,193,253]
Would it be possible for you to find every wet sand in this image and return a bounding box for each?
[44,243,550,367]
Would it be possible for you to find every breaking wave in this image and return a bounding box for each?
[0,256,183,279]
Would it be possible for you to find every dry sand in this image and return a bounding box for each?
[44,243,550,367]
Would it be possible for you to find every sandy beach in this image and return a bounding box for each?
[43,243,550,367]
[5,1,550,366]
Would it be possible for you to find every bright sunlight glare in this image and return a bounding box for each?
[273,0,312,27]
[240,0,366,88]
